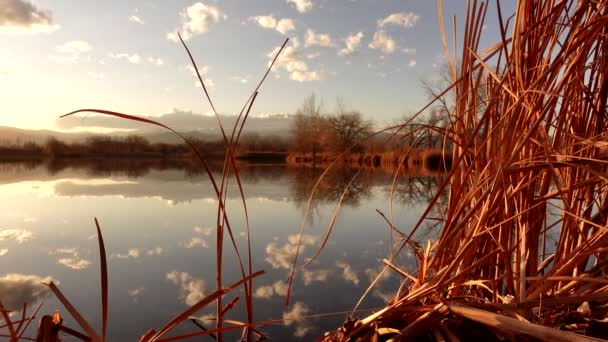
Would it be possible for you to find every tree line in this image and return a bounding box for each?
[0,134,288,159]
[290,95,373,159]
[1,92,448,161]
[289,94,447,160]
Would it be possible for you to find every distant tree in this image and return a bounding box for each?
[45,137,69,157]
[326,100,373,152]
[124,135,151,153]
[290,94,329,159]
[86,136,116,155]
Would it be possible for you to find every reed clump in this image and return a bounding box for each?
[320,0,608,340]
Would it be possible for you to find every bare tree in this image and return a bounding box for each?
[290,94,328,160]
[326,100,373,152]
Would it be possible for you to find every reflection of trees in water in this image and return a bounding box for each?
[1,160,446,213]
[289,166,375,216]
[385,175,449,244]
[45,158,204,178]
[386,176,444,207]
[0,160,44,173]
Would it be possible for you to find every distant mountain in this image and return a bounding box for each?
[54,110,294,138]
[0,113,295,145]
[0,126,93,145]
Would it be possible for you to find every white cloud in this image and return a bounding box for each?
[0,0,60,34]
[0,273,56,311]
[250,15,295,35]
[369,30,397,54]
[186,64,209,76]
[276,18,296,34]
[185,237,208,248]
[408,59,416,67]
[268,44,323,82]
[167,2,225,42]
[251,15,276,29]
[336,261,359,285]
[115,248,140,259]
[287,0,313,13]
[254,280,289,299]
[402,47,416,54]
[108,52,142,64]
[231,75,251,84]
[378,12,419,28]
[305,29,333,47]
[194,226,213,236]
[338,31,364,56]
[48,40,92,63]
[147,57,164,66]
[306,52,320,59]
[254,285,274,298]
[302,269,330,285]
[186,64,214,88]
[365,266,391,283]
[273,280,288,296]
[283,301,309,322]
[269,45,307,72]
[129,15,144,24]
[50,248,92,270]
[294,325,313,338]
[0,229,34,243]
[0,249,7,256]
[287,234,317,246]
[128,287,145,303]
[49,248,77,256]
[58,258,91,270]
[146,246,163,256]
[290,70,321,82]
[166,271,207,306]
[265,234,317,269]
[283,302,313,337]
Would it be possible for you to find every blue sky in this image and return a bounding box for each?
[1,0,514,131]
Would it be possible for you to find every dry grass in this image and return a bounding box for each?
[317,0,608,340]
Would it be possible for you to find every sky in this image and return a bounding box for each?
[1,0,515,131]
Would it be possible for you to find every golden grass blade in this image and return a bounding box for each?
[46,281,100,341]
[382,258,417,282]
[17,300,44,341]
[94,218,108,341]
[0,301,16,340]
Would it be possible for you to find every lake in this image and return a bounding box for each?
[0,160,441,341]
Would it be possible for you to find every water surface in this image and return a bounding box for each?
[0,160,440,340]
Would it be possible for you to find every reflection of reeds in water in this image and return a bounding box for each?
[286,149,452,177]
[319,1,608,341]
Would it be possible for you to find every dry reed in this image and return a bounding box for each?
[317,0,608,340]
